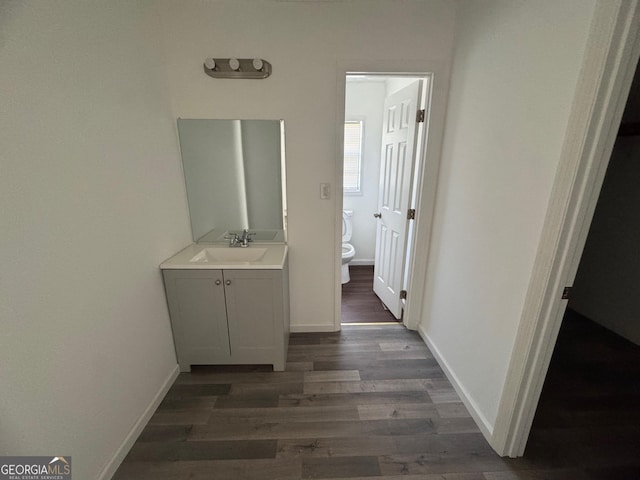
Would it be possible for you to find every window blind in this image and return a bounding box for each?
[343,121,363,193]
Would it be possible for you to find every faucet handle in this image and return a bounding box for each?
[224,233,240,246]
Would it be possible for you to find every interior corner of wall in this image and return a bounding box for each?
[417,322,495,442]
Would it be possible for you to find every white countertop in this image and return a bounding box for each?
[160,243,288,270]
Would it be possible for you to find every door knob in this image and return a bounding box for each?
[215,279,221,286]
[225,280,232,286]
[373,212,382,218]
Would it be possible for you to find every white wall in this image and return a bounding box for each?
[0,2,191,478]
[157,0,456,331]
[343,80,386,263]
[570,136,640,345]
[418,0,596,431]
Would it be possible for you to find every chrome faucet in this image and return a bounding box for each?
[239,229,255,247]
[225,230,255,247]
[224,232,240,247]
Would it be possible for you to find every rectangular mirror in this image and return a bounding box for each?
[177,119,287,243]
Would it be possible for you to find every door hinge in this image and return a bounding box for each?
[562,286,572,300]
[400,290,407,300]
[407,208,416,220]
[416,109,425,123]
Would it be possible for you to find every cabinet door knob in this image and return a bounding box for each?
[215,279,221,286]
[225,280,232,286]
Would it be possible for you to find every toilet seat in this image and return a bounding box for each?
[342,243,355,258]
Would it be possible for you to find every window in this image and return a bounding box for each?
[343,120,363,194]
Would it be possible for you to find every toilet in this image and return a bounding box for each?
[341,210,356,284]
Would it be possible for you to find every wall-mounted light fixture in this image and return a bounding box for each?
[203,57,272,79]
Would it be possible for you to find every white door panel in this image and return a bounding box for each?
[373,80,421,319]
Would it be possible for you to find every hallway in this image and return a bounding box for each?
[114,325,493,479]
[114,320,640,479]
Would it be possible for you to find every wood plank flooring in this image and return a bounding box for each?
[113,319,640,479]
[342,266,398,323]
[523,309,640,479]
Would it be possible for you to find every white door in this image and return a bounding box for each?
[373,81,422,319]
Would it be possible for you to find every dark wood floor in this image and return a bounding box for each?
[523,309,640,479]
[342,266,398,323]
[113,314,640,479]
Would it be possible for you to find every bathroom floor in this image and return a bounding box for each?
[341,266,398,323]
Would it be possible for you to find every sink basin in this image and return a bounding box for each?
[190,247,268,263]
[161,243,287,270]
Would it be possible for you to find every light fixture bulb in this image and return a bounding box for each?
[229,58,240,71]
[252,58,264,71]
[204,58,216,70]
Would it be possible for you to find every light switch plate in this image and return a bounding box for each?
[320,183,330,200]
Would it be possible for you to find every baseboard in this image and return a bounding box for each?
[97,364,180,480]
[417,324,494,441]
[351,259,374,266]
[290,324,339,332]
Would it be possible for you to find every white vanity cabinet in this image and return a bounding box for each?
[162,259,289,372]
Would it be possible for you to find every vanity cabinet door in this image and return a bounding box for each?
[163,269,231,372]
[223,269,286,370]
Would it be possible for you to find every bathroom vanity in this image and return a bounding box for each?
[161,244,289,372]
[160,118,290,372]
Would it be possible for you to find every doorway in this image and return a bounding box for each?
[524,98,640,468]
[339,74,431,325]
[492,2,640,457]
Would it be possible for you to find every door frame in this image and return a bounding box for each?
[334,59,452,330]
[491,0,640,457]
